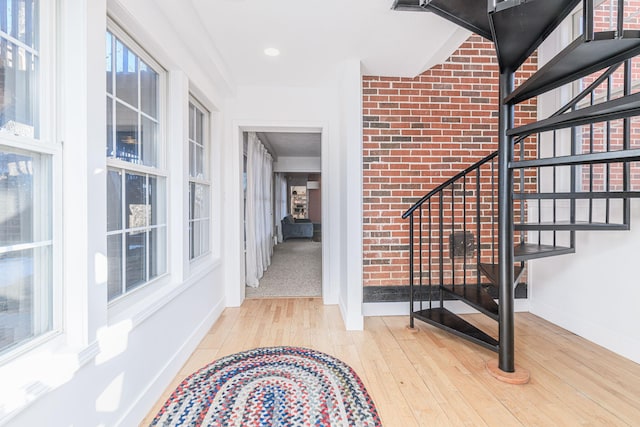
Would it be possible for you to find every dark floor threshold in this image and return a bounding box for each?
[363,283,528,303]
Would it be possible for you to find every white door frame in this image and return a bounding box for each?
[226,121,335,306]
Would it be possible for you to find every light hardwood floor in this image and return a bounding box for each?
[142,298,640,426]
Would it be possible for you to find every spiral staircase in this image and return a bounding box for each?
[394,0,640,377]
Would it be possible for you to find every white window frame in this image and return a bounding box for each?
[0,0,61,361]
[188,96,211,261]
[106,20,168,304]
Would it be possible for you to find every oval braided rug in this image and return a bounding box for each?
[151,346,382,426]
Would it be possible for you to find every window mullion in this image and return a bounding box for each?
[112,34,116,98]
[189,177,210,186]
[187,98,210,261]
[145,173,150,282]
[140,111,159,124]
[137,61,142,165]
[0,240,54,255]
[106,158,167,177]
[0,29,39,56]
[120,169,126,296]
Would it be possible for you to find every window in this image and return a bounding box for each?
[0,0,38,138]
[0,0,54,355]
[188,99,210,260]
[106,30,160,166]
[106,27,166,301]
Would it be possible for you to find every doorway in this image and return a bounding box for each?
[242,130,323,299]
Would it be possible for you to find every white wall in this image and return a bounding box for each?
[223,72,365,330]
[224,84,343,308]
[529,207,640,363]
[529,24,640,364]
[337,59,364,330]
[3,0,231,425]
[9,277,225,426]
[4,0,370,424]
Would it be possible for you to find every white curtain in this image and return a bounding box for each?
[274,173,287,243]
[245,132,274,288]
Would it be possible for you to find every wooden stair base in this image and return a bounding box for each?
[486,359,530,385]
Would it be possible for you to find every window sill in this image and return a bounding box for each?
[107,274,172,327]
[188,250,217,272]
[108,258,222,330]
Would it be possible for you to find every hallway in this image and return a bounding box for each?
[246,240,322,298]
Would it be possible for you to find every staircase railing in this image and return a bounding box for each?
[397,0,640,376]
[513,61,640,244]
[402,150,500,324]
[402,59,639,337]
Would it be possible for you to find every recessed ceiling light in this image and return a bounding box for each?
[264,48,280,57]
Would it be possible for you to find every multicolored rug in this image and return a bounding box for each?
[151,346,382,426]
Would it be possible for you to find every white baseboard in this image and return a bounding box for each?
[116,298,225,426]
[339,295,364,331]
[531,300,640,364]
[363,298,530,317]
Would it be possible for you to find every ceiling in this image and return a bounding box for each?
[163,0,468,88]
[153,0,469,157]
[257,132,321,158]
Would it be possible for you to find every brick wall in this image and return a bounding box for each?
[362,2,640,290]
[362,35,537,288]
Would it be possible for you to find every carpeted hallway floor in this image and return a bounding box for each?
[246,239,322,298]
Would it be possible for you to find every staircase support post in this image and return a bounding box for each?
[409,215,415,329]
[498,71,515,373]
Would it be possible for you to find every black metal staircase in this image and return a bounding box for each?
[396,0,640,375]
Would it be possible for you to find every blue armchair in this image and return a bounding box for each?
[281,215,314,241]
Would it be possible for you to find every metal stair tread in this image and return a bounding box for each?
[489,0,580,71]
[417,0,493,41]
[441,285,499,320]
[514,243,574,261]
[514,191,640,200]
[508,93,640,137]
[515,221,629,231]
[505,31,640,105]
[510,149,640,169]
[412,307,499,351]
[391,0,426,12]
[478,263,524,287]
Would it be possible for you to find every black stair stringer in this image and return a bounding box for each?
[441,285,499,320]
[506,31,640,104]
[420,0,493,41]
[391,0,425,12]
[488,0,581,72]
[479,263,524,288]
[413,307,499,352]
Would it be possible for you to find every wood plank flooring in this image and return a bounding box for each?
[141,298,640,426]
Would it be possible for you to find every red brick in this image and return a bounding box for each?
[362,35,538,287]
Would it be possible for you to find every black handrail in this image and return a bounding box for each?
[402,151,498,219]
